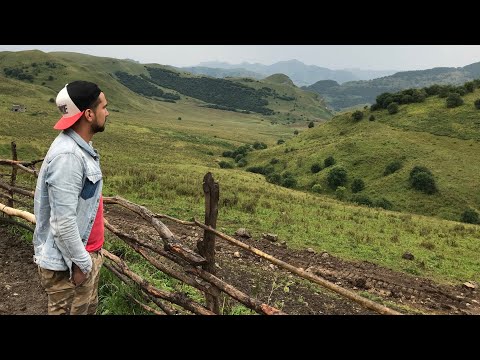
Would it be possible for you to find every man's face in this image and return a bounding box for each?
[91,92,109,133]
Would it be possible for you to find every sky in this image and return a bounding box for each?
[2,45,480,71]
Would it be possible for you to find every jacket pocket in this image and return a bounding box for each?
[80,173,102,200]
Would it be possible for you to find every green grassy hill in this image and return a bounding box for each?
[1,50,479,288]
[244,88,480,223]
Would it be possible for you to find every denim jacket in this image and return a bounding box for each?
[33,128,103,276]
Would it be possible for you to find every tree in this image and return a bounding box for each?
[461,209,479,224]
[327,167,348,189]
[474,99,480,109]
[324,156,335,168]
[311,163,322,173]
[352,110,363,121]
[387,102,399,114]
[351,178,365,193]
[446,93,463,108]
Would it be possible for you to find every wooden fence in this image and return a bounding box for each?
[0,141,401,315]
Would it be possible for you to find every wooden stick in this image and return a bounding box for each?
[125,293,166,315]
[103,249,215,315]
[0,216,35,232]
[0,202,36,223]
[185,265,286,315]
[0,180,34,198]
[194,220,402,315]
[0,193,32,208]
[104,262,176,314]
[104,196,206,266]
[199,172,220,313]
[104,219,217,296]
[153,213,196,226]
[0,158,43,166]
[9,142,17,208]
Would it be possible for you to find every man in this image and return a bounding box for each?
[33,80,109,315]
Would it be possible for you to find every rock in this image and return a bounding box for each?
[235,228,251,238]
[279,241,287,247]
[402,252,414,260]
[307,248,315,254]
[262,233,278,242]
[269,264,276,270]
[321,252,330,258]
[233,251,241,258]
[215,245,222,251]
[463,281,477,290]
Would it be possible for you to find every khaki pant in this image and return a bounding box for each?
[38,250,104,315]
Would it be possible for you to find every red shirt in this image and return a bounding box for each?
[86,195,104,252]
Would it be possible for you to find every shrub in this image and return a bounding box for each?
[266,173,281,185]
[311,163,322,173]
[253,141,267,150]
[324,156,336,168]
[446,93,463,108]
[335,186,346,200]
[277,139,285,145]
[474,99,480,109]
[384,160,402,176]
[308,121,314,128]
[222,151,233,158]
[49,98,55,103]
[351,195,373,207]
[327,167,348,189]
[219,161,233,169]
[352,110,363,121]
[282,175,297,188]
[410,171,437,194]
[387,102,399,114]
[234,154,244,163]
[178,117,182,120]
[270,158,279,165]
[351,178,365,193]
[311,184,323,193]
[294,130,299,135]
[375,198,393,210]
[370,103,380,111]
[410,166,432,178]
[237,158,247,167]
[461,209,480,224]
[369,115,375,121]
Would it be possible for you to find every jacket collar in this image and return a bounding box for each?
[63,128,99,159]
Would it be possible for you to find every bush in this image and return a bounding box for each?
[387,102,399,114]
[266,173,281,185]
[311,184,323,193]
[324,156,336,168]
[474,99,480,109]
[237,158,247,167]
[375,198,393,210]
[335,186,347,200]
[222,151,233,158]
[410,166,432,178]
[352,110,363,121]
[270,158,279,165]
[446,93,463,108]
[351,178,365,193]
[410,171,437,194]
[311,163,322,173]
[253,141,267,150]
[384,160,402,176]
[49,98,55,103]
[277,139,285,145]
[178,117,182,120]
[351,195,373,207]
[461,209,480,224]
[308,121,314,128]
[219,161,233,169]
[369,115,375,121]
[293,130,299,135]
[327,167,348,189]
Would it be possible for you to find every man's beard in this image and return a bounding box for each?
[92,119,106,133]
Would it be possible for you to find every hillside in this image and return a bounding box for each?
[243,87,480,223]
[304,62,480,110]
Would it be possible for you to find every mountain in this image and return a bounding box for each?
[304,63,480,110]
[179,66,264,81]
[243,83,480,222]
[196,60,398,86]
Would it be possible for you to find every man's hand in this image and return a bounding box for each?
[72,263,88,286]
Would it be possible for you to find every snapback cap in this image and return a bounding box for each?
[54,81,101,130]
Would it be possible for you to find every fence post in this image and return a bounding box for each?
[198,172,220,314]
[8,142,17,208]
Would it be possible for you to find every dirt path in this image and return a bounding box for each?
[1,204,479,315]
[0,225,47,315]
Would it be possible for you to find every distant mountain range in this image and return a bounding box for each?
[181,59,397,86]
[303,62,480,110]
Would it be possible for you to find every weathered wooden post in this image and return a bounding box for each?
[197,172,220,314]
[8,142,17,208]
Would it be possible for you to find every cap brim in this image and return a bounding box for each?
[53,111,85,130]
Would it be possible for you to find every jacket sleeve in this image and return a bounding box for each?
[45,152,92,274]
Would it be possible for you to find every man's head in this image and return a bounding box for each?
[54,81,108,132]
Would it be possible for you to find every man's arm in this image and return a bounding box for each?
[45,153,93,276]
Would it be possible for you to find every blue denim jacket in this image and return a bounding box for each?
[33,128,103,276]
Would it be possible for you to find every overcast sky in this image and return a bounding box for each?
[2,45,480,71]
